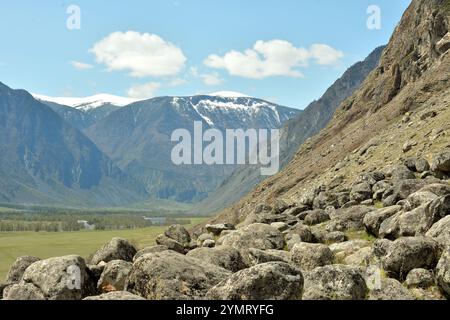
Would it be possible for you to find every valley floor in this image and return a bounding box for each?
[0,217,207,280]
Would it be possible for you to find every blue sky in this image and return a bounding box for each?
[0,0,411,109]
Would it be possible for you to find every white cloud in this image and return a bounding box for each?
[309,44,344,65]
[204,39,343,79]
[70,60,93,70]
[201,73,223,86]
[91,31,186,77]
[127,82,161,99]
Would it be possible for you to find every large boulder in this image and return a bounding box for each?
[206,223,235,236]
[426,215,450,249]
[436,250,450,297]
[206,262,303,300]
[2,283,45,300]
[363,205,402,237]
[291,243,334,271]
[368,278,414,300]
[388,165,415,181]
[219,223,284,250]
[404,191,438,211]
[4,255,95,300]
[350,182,373,202]
[125,251,231,300]
[379,205,437,239]
[380,196,450,239]
[5,256,40,284]
[90,238,137,265]
[133,245,169,261]
[164,224,191,246]
[405,268,435,289]
[313,191,339,210]
[382,237,442,280]
[302,265,368,300]
[186,246,247,272]
[285,223,315,243]
[304,210,330,226]
[155,235,186,254]
[404,157,430,173]
[431,150,450,173]
[83,291,145,300]
[326,206,374,232]
[97,260,132,292]
[240,248,291,266]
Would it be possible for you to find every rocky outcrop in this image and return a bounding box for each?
[206,262,303,300]
[302,265,368,300]
[218,223,284,250]
[125,251,231,300]
[3,255,95,300]
[90,238,136,265]
[5,256,40,284]
[186,246,247,272]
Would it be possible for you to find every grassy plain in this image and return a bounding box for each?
[0,217,207,281]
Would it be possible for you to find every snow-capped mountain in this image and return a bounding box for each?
[32,93,142,111]
[169,95,297,128]
[86,95,301,202]
[207,91,250,98]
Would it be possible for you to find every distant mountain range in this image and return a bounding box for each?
[85,95,300,202]
[0,87,299,207]
[0,83,146,207]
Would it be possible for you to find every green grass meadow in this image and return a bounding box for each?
[0,217,207,281]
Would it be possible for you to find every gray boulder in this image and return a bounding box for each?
[303,265,368,300]
[155,234,186,254]
[368,278,414,300]
[431,150,450,173]
[206,262,303,300]
[426,215,450,249]
[285,223,315,243]
[5,256,40,284]
[240,248,291,267]
[363,205,402,237]
[206,223,235,236]
[219,223,284,250]
[304,210,330,226]
[436,250,450,297]
[6,255,95,300]
[133,245,169,262]
[2,283,45,300]
[382,237,442,280]
[404,191,438,211]
[291,243,334,271]
[83,291,146,300]
[90,238,137,265]
[186,246,247,272]
[164,224,191,246]
[388,165,416,181]
[405,268,435,289]
[326,206,374,232]
[350,182,373,202]
[97,260,132,292]
[125,251,231,300]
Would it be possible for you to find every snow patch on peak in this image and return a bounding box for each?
[208,91,250,98]
[32,93,143,111]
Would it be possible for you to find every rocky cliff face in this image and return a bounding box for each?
[212,0,450,225]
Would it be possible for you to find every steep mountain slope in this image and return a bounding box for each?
[87,95,300,202]
[195,46,385,215]
[34,94,139,130]
[209,0,450,226]
[0,83,146,207]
